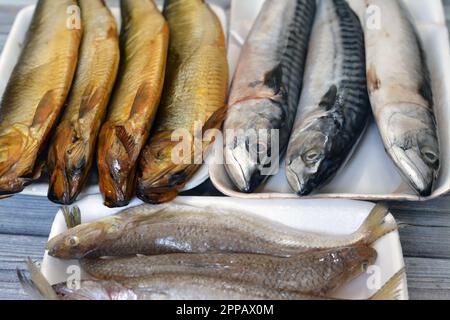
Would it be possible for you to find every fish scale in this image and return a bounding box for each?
[81,246,376,296]
[136,0,228,204]
[286,0,370,196]
[362,0,439,196]
[47,0,120,205]
[223,0,316,193]
[46,203,395,260]
[0,0,81,195]
[97,0,169,208]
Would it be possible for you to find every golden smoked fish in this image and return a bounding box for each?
[97,0,169,208]
[19,259,404,300]
[47,203,395,259]
[47,0,120,205]
[0,0,81,195]
[82,246,376,296]
[137,0,228,204]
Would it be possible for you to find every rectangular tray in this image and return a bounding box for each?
[210,0,450,201]
[0,2,228,198]
[41,195,408,300]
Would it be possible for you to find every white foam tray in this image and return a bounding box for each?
[211,0,450,201]
[0,3,228,198]
[41,195,408,300]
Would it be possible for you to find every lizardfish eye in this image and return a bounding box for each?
[65,236,80,247]
[361,261,370,272]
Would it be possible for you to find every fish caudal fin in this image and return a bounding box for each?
[62,206,81,229]
[358,203,397,245]
[369,268,406,300]
[17,258,58,300]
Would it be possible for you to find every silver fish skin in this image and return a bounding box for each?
[223,0,316,192]
[53,268,404,300]
[81,245,376,296]
[363,0,439,196]
[286,0,370,196]
[54,275,323,300]
[47,203,395,259]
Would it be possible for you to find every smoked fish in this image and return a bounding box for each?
[97,0,169,207]
[47,0,120,204]
[136,0,228,204]
[0,0,81,195]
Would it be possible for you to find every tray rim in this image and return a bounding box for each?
[41,195,409,300]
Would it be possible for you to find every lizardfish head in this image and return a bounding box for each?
[286,129,329,196]
[381,104,439,196]
[46,216,122,259]
[340,245,378,276]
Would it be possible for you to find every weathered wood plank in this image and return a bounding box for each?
[0,195,58,237]
[405,257,450,300]
[0,233,47,300]
[399,225,450,259]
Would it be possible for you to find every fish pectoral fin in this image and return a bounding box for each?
[263,63,283,95]
[115,125,136,159]
[31,90,57,130]
[79,85,105,119]
[202,106,228,134]
[129,82,152,119]
[318,85,338,111]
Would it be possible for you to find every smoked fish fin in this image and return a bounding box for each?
[79,86,105,119]
[115,125,136,159]
[31,90,57,130]
[129,82,152,119]
[369,268,405,300]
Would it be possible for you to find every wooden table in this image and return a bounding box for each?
[0,0,449,300]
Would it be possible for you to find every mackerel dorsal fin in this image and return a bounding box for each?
[318,85,338,111]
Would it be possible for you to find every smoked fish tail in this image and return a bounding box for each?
[0,0,81,195]
[97,0,169,208]
[136,0,228,204]
[47,0,120,205]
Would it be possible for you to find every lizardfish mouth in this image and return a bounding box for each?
[390,146,434,196]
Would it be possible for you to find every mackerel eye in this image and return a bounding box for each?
[421,147,438,165]
[65,236,80,248]
[303,149,321,164]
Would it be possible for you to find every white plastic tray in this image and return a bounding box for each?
[0,3,228,198]
[211,0,450,201]
[41,195,408,300]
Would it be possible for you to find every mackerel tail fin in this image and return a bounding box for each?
[369,268,406,300]
[17,258,58,300]
[357,203,398,245]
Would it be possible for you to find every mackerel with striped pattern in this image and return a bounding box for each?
[286,0,370,196]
